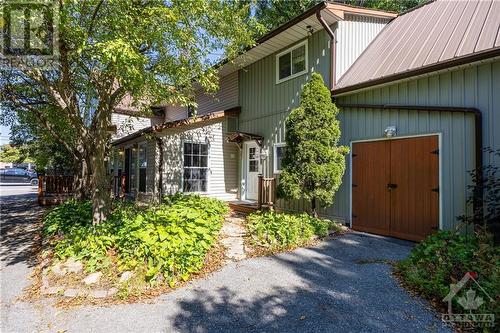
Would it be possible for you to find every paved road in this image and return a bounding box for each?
[0,188,452,332]
[0,185,48,332]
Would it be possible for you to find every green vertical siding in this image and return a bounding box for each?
[239,29,331,125]
[332,59,500,231]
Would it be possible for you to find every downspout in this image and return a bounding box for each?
[316,9,336,89]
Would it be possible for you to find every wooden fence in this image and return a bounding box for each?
[38,175,74,205]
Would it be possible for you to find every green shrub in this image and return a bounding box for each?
[395,231,499,322]
[43,194,229,287]
[246,211,342,251]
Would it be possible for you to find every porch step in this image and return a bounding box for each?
[228,202,258,214]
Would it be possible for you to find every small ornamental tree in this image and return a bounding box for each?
[277,73,348,217]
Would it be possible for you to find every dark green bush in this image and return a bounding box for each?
[396,231,499,322]
[247,211,342,251]
[43,194,229,286]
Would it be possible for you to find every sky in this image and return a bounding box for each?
[0,124,10,145]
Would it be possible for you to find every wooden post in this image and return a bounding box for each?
[257,175,263,210]
[37,175,44,205]
[269,178,276,211]
[120,175,126,200]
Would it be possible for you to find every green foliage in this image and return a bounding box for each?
[5,107,75,173]
[0,144,33,164]
[277,73,348,213]
[346,0,426,13]
[254,0,317,33]
[252,0,425,35]
[396,231,500,320]
[247,210,342,251]
[1,0,261,223]
[43,194,229,286]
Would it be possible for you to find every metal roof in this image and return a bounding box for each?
[334,0,500,93]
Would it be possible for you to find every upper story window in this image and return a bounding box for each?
[276,40,308,84]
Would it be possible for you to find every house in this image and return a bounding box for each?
[110,0,500,242]
[331,0,500,240]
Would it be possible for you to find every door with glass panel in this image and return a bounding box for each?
[244,141,259,200]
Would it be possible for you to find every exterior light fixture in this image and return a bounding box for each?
[259,148,269,161]
[384,126,397,138]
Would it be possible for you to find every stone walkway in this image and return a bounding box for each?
[220,212,247,261]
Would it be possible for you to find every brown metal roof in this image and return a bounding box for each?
[334,0,500,94]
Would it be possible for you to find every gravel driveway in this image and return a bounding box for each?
[1,189,452,332]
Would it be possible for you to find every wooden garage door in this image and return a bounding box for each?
[352,136,439,241]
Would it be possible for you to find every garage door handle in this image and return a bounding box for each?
[387,183,398,190]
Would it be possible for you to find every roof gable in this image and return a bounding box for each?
[334,0,500,94]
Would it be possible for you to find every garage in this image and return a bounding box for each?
[351,135,440,241]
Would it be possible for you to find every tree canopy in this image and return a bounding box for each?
[254,0,426,34]
[0,0,259,223]
[0,144,33,164]
[277,73,348,216]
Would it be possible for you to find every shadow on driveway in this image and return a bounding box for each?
[170,233,450,333]
[0,188,43,269]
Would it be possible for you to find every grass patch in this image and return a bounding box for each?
[246,210,345,252]
[395,231,499,326]
[43,194,229,293]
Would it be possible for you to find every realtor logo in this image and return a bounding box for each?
[0,0,59,68]
[442,272,495,328]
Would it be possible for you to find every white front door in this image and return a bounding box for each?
[244,141,260,200]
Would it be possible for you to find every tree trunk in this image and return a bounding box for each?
[311,198,318,218]
[73,156,91,200]
[91,110,111,225]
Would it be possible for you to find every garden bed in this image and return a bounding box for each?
[394,230,499,331]
[37,194,229,303]
[245,210,348,256]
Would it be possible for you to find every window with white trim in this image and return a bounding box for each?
[276,41,308,84]
[273,143,287,174]
[183,142,209,192]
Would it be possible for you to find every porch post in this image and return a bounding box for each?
[257,175,263,210]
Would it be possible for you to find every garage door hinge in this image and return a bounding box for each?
[432,187,439,193]
[352,214,357,218]
[352,153,357,157]
[352,183,358,187]
[431,149,439,155]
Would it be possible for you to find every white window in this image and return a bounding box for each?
[276,41,308,84]
[273,143,287,174]
[183,142,209,192]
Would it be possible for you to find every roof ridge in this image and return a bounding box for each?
[397,0,435,17]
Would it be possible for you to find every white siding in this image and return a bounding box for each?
[336,14,389,82]
[159,118,239,200]
[111,113,152,139]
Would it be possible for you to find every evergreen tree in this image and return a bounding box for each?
[277,73,348,217]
